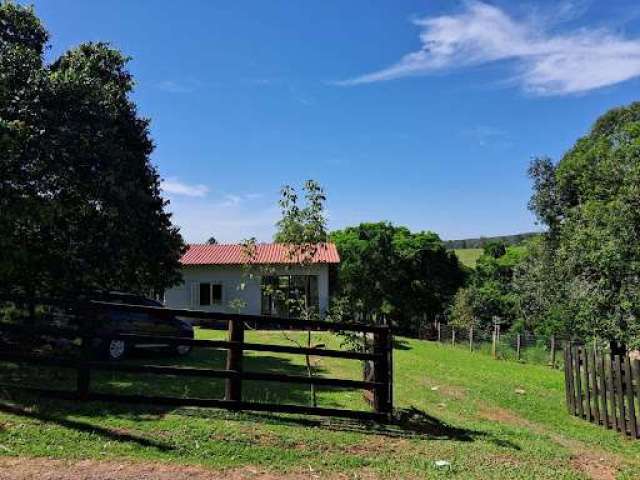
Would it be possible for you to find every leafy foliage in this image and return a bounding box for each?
[526,102,640,349]
[330,222,465,335]
[449,287,475,329]
[0,3,185,298]
[459,242,528,331]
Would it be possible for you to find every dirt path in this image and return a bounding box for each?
[0,457,375,480]
[478,406,620,480]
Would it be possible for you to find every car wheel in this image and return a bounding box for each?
[175,345,192,356]
[106,339,127,361]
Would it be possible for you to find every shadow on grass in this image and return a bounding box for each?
[392,338,412,350]
[168,405,521,449]
[0,339,519,452]
[0,391,521,453]
[0,400,173,452]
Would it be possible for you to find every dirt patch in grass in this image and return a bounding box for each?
[478,405,538,430]
[477,404,620,480]
[569,453,617,480]
[0,457,380,480]
[420,380,467,400]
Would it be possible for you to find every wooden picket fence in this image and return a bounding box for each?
[564,345,640,438]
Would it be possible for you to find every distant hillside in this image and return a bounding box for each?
[444,232,540,250]
[453,248,483,268]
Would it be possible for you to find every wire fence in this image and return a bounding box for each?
[422,322,570,368]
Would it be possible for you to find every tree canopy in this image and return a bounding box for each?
[0,3,184,298]
[330,222,465,335]
[450,241,527,331]
[525,102,640,349]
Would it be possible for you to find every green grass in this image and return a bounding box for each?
[454,248,483,268]
[1,331,639,478]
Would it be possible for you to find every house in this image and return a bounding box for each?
[164,243,340,317]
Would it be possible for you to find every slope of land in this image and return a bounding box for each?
[453,248,483,268]
[0,332,638,479]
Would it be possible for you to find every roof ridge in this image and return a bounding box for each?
[187,242,336,247]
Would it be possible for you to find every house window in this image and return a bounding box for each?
[261,275,318,317]
[198,282,223,306]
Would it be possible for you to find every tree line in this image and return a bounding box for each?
[444,233,539,250]
[3,3,639,352]
[451,103,640,352]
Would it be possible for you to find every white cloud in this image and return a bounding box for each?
[220,193,263,207]
[162,189,270,242]
[161,179,209,198]
[166,196,278,244]
[157,80,196,93]
[337,1,640,95]
[462,125,511,148]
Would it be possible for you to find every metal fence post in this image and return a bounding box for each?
[451,327,456,345]
[516,334,521,361]
[469,326,474,351]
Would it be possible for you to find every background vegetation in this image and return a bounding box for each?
[0,3,184,299]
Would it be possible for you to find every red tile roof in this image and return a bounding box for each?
[181,243,340,266]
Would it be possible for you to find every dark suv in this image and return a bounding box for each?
[91,292,194,361]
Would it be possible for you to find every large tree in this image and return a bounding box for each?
[0,3,184,298]
[527,102,640,350]
[330,222,464,335]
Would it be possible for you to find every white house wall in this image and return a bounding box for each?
[164,264,331,316]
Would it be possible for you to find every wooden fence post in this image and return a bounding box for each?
[77,303,93,401]
[373,327,392,417]
[469,326,474,352]
[632,359,640,438]
[612,355,626,433]
[606,354,618,430]
[564,345,575,414]
[225,317,244,402]
[549,335,556,368]
[573,345,584,418]
[589,349,600,426]
[516,334,521,361]
[583,348,592,422]
[623,355,637,438]
[437,322,441,342]
[492,327,497,359]
[597,352,610,428]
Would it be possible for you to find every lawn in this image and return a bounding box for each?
[453,248,483,268]
[0,331,639,479]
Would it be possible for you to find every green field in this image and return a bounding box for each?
[0,332,639,478]
[454,248,483,268]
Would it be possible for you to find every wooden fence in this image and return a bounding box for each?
[564,345,640,438]
[0,299,393,422]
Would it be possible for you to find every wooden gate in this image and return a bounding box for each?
[0,298,393,422]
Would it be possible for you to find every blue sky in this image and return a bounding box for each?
[28,0,640,243]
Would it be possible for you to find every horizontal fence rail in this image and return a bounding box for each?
[0,299,393,422]
[565,345,639,439]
